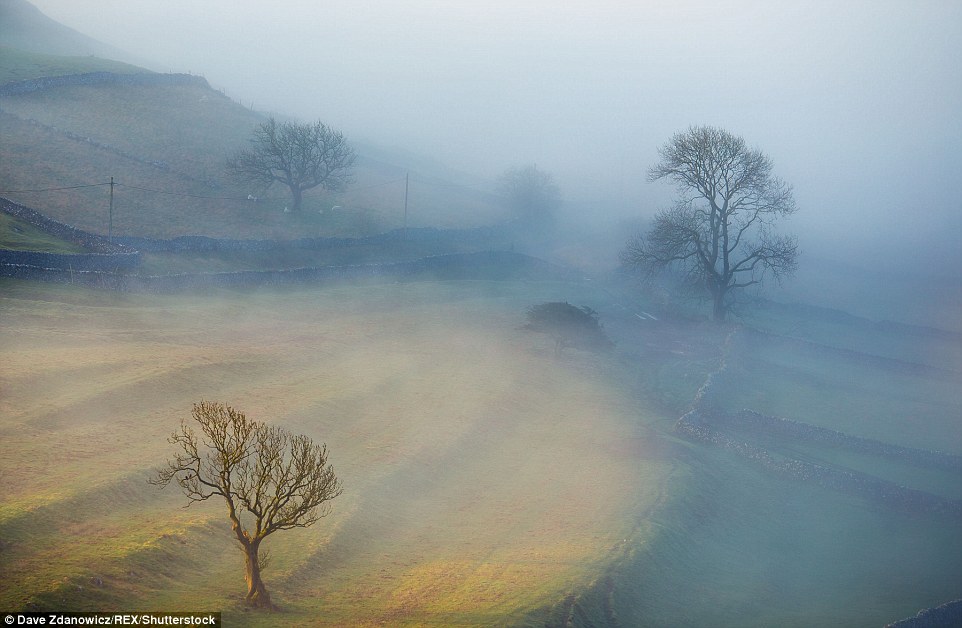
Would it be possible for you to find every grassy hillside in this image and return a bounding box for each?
[0,0,129,59]
[0,52,506,240]
[0,45,145,84]
[1,276,959,625]
[595,296,962,627]
[0,210,86,252]
[0,278,669,625]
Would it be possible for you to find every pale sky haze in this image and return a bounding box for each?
[25,0,962,272]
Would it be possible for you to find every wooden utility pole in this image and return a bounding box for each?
[403,172,409,238]
[108,176,114,243]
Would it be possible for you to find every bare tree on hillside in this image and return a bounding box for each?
[227,117,356,213]
[621,126,798,322]
[150,401,342,610]
[500,164,562,226]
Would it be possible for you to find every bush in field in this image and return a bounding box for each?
[523,301,614,355]
[150,401,341,610]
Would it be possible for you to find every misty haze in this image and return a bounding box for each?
[0,0,960,626]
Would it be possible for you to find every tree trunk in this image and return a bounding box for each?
[712,287,727,322]
[290,186,303,213]
[244,541,273,609]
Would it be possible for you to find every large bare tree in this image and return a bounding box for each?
[227,117,356,213]
[150,402,342,609]
[622,126,798,321]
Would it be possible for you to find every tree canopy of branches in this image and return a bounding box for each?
[500,164,562,226]
[621,126,798,321]
[227,117,356,213]
[523,301,614,355]
[150,401,342,609]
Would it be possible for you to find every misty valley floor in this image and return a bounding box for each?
[0,278,960,627]
[0,279,671,625]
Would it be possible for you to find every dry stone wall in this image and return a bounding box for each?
[0,198,140,271]
[674,328,962,516]
[0,250,571,292]
[0,72,208,97]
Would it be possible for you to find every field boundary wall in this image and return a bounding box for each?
[0,198,140,271]
[113,224,509,253]
[0,72,208,97]
[0,250,574,291]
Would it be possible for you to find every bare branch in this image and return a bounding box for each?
[626,126,798,321]
[227,117,356,212]
[149,402,341,609]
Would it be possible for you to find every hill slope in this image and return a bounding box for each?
[0,69,505,238]
[0,0,128,59]
[0,1,506,240]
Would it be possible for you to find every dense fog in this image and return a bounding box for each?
[26,0,962,283]
[3,2,962,623]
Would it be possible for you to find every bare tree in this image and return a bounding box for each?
[150,402,342,609]
[227,117,356,213]
[622,126,798,321]
[500,164,562,225]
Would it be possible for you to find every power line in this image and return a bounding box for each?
[0,175,484,204]
[0,183,112,193]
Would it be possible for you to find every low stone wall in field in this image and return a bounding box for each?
[0,250,573,292]
[885,599,962,628]
[0,198,140,271]
[113,224,509,253]
[674,328,962,517]
[676,408,962,517]
[0,72,208,97]
[1,196,522,278]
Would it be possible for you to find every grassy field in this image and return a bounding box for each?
[0,46,145,84]
[713,329,962,457]
[604,443,962,627]
[0,211,86,253]
[0,278,671,625]
[1,270,959,627]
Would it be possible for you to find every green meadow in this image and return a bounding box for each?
[1,276,959,626]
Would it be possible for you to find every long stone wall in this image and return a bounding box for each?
[674,328,962,517]
[0,251,573,292]
[0,198,140,271]
[885,599,962,627]
[0,197,534,283]
[113,224,509,253]
[0,72,209,98]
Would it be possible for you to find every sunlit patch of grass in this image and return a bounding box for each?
[0,279,671,624]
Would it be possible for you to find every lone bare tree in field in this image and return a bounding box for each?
[150,402,342,609]
[227,117,356,213]
[622,126,798,321]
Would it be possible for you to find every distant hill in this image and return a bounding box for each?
[0,0,129,59]
[0,2,505,240]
